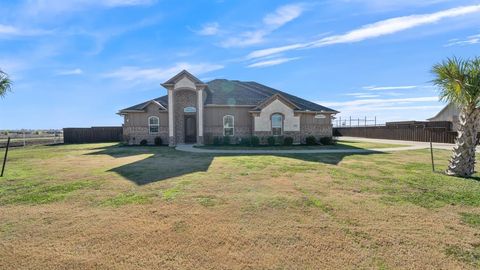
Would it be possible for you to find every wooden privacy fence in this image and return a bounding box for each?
[63,127,123,144]
[333,121,457,143]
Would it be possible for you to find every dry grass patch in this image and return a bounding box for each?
[0,143,480,269]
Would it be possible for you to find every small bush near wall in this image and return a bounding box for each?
[305,136,317,145]
[154,136,163,146]
[267,136,276,146]
[213,136,223,145]
[251,136,260,146]
[240,137,251,146]
[223,136,231,145]
[319,136,336,145]
[140,139,148,146]
[283,137,294,146]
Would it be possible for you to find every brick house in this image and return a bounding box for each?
[119,70,338,146]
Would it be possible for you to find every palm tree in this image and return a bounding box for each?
[0,69,12,98]
[432,57,480,177]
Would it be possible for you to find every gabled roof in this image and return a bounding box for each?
[119,95,169,113]
[427,102,458,121]
[161,70,205,86]
[119,78,338,113]
[251,93,300,111]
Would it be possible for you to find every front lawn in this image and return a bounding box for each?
[196,139,406,150]
[1,143,479,269]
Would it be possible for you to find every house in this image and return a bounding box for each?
[119,70,338,146]
[428,103,460,130]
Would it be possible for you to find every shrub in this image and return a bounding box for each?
[283,136,294,146]
[223,136,231,145]
[319,136,336,145]
[267,136,276,146]
[305,136,317,145]
[154,136,162,146]
[213,136,222,146]
[240,137,251,146]
[251,136,260,146]
[139,139,148,146]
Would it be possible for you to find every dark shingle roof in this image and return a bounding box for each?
[120,79,337,113]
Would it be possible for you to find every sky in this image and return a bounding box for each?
[1,0,480,129]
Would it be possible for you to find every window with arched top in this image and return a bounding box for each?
[223,115,234,136]
[271,114,283,136]
[148,116,159,134]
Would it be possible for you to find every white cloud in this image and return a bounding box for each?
[103,63,224,82]
[263,4,304,27]
[445,33,480,47]
[247,57,300,68]
[363,85,417,91]
[0,24,51,37]
[196,22,220,36]
[220,3,304,48]
[247,4,480,59]
[56,68,83,75]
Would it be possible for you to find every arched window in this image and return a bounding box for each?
[271,114,283,136]
[223,115,234,136]
[148,116,159,134]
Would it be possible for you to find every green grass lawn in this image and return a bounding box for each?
[196,139,406,150]
[1,143,479,269]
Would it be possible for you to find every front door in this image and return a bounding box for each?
[184,115,196,143]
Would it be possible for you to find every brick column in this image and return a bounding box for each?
[168,88,175,146]
[197,88,204,145]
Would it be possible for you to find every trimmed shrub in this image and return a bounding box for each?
[283,136,294,146]
[267,136,276,146]
[154,136,162,146]
[223,136,231,145]
[251,136,260,146]
[139,139,148,146]
[305,136,317,145]
[240,137,251,146]
[319,136,336,145]
[213,136,222,146]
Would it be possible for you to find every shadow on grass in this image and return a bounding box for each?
[86,144,383,185]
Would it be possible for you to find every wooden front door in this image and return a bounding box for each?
[184,115,196,143]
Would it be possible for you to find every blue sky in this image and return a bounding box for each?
[1,0,480,129]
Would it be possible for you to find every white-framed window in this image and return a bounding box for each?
[271,113,283,136]
[148,116,159,134]
[223,115,234,136]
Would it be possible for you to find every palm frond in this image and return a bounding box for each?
[0,69,12,98]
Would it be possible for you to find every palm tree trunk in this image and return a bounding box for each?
[446,106,480,177]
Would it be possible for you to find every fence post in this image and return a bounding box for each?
[1,137,10,177]
[374,116,377,126]
[23,130,26,147]
[349,116,351,127]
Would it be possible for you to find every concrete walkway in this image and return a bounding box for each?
[176,143,428,154]
[340,137,456,150]
[175,137,457,154]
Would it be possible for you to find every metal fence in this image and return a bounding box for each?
[0,131,63,148]
[63,126,123,144]
[334,116,378,127]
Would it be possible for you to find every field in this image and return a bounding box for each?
[1,143,480,269]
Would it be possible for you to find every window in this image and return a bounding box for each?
[148,116,159,134]
[271,114,283,136]
[223,115,234,136]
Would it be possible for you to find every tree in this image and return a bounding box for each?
[432,57,480,177]
[0,69,12,98]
